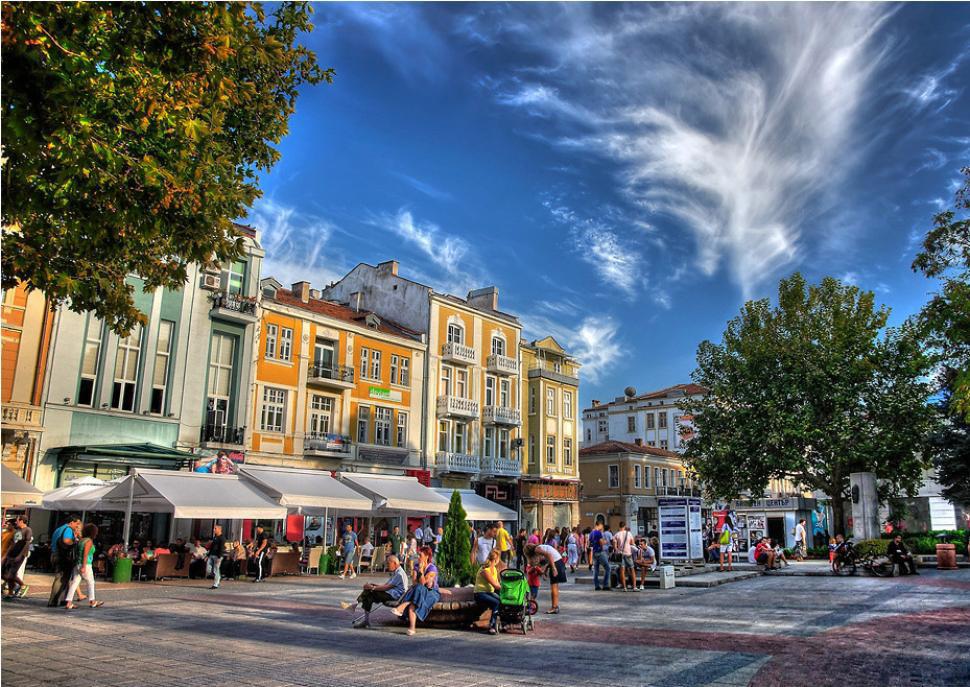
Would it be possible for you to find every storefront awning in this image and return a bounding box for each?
[96,469,287,519]
[239,465,372,514]
[48,443,196,477]
[338,473,450,514]
[433,489,517,521]
[1,465,43,508]
[41,478,118,512]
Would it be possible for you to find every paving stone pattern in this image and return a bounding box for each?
[2,568,969,687]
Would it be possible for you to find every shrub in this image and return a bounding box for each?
[435,491,476,587]
[854,539,889,558]
[808,546,830,559]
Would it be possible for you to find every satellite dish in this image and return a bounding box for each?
[624,386,637,398]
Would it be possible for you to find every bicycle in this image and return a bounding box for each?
[831,541,894,577]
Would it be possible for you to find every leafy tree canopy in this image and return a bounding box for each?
[435,491,475,587]
[1,2,332,334]
[681,273,936,530]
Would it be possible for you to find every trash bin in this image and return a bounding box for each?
[936,543,957,570]
[318,553,331,576]
[112,557,133,583]
[658,565,675,590]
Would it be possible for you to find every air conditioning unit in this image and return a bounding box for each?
[201,274,221,291]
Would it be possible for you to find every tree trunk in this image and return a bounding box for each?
[831,497,847,537]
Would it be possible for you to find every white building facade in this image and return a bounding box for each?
[582,384,705,453]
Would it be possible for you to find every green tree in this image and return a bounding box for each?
[681,273,936,532]
[435,491,475,587]
[1,2,332,335]
[912,165,970,505]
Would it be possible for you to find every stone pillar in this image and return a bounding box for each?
[849,472,880,540]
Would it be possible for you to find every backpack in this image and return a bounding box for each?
[50,525,78,567]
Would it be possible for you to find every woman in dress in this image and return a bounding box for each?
[392,546,440,636]
[566,527,580,573]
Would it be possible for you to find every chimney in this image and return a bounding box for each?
[292,281,311,303]
[309,288,321,300]
[350,291,362,312]
[634,438,643,446]
[591,400,600,407]
[466,286,499,311]
[377,260,399,277]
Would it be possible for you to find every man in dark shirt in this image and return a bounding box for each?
[207,525,226,589]
[48,515,81,606]
[388,525,404,559]
[253,525,270,583]
[2,516,33,598]
[887,535,918,576]
[590,522,611,591]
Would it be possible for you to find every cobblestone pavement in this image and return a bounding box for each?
[2,568,969,687]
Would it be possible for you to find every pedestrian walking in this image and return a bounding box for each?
[338,523,358,579]
[589,522,611,590]
[65,524,104,609]
[495,520,513,565]
[473,522,497,565]
[718,513,735,572]
[514,528,528,569]
[48,515,81,607]
[613,522,638,591]
[793,518,807,561]
[252,525,270,582]
[2,515,33,598]
[388,525,405,559]
[207,524,225,589]
[566,527,580,572]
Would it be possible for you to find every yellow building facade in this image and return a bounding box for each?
[519,337,581,531]
[248,280,426,473]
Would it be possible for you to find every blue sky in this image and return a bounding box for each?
[246,3,970,407]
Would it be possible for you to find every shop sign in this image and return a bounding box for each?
[369,386,402,402]
[520,481,579,501]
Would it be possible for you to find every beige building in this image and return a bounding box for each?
[579,439,699,536]
[519,337,580,531]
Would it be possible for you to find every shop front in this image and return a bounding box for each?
[519,478,579,533]
[721,497,819,552]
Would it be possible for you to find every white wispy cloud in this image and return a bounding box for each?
[244,197,344,288]
[904,47,968,111]
[520,311,624,384]
[464,3,897,298]
[390,172,453,202]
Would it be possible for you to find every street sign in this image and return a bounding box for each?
[660,497,704,561]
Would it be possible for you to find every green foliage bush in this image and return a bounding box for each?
[807,546,830,559]
[434,491,475,587]
[854,539,889,558]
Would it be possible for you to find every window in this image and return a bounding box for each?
[390,355,399,385]
[206,333,235,429]
[608,464,619,488]
[309,395,333,435]
[438,420,449,452]
[279,327,293,361]
[586,428,592,442]
[374,407,392,446]
[440,366,453,395]
[447,323,464,344]
[360,348,370,379]
[264,324,278,359]
[529,434,536,465]
[597,419,608,433]
[397,411,408,448]
[261,387,286,432]
[150,320,174,414]
[546,435,555,465]
[554,360,562,373]
[111,324,143,411]
[634,464,642,488]
[654,467,660,488]
[357,405,371,443]
[399,357,410,386]
[546,388,556,415]
[456,369,467,398]
[498,428,510,459]
[644,467,650,488]
[491,336,505,356]
[563,391,573,419]
[659,413,668,429]
[370,350,381,380]
[661,468,668,487]
[500,378,510,407]
[564,437,573,466]
[226,260,246,295]
[646,413,655,429]
[454,422,467,454]
[660,438,669,450]
[627,416,636,432]
[485,376,496,406]
[529,387,536,414]
[78,317,103,406]
[484,427,495,457]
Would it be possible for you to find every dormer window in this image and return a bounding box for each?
[262,286,277,300]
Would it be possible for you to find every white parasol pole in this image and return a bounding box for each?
[122,473,135,546]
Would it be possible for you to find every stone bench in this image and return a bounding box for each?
[388,586,491,629]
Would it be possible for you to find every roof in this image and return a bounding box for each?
[584,383,707,411]
[268,288,423,341]
[432,489,518,521]
[47,443,195,461]
[338,472,451,513]
[579,440,682,459]
[434,293,521,326]
[1,465,43,507]
[239,465,372,513]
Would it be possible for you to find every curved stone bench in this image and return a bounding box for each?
[388,586,491,628]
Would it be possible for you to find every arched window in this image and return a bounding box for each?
[446,322,464,344]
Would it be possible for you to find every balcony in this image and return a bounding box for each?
[527,362,578,386]
[210,292,258,324]
[1,402,43,430]
[486,353,519,376]
[200,424,245,447]
[436,395,479,419]
[441,341,477,365]
[304,432,353,456]
[435,451,480,474]
[482,405,521,426]
[479,456,522,477]
[307,363,355,389]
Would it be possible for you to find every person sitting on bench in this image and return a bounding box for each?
[754,537,777,570]
[887,535,919,576]
[341,555,409,628]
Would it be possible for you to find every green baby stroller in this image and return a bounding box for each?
[497,568,534,634]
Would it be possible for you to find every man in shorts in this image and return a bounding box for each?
[495,520,513,564]
[613,522,638,591]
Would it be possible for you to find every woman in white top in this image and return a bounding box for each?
[525,543,566,614]
[566,528,580,572]
[719,514,735,572]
